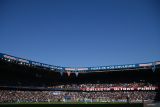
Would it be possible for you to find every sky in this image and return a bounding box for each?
[0,0,160,67]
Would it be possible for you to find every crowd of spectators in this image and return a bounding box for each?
[0,82,158,103]
[48,82,156,89]
[0,90,157,103]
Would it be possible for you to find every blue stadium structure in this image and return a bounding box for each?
[0,52,159,74]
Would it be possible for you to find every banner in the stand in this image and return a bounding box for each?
[60,72,63,76]
[75,72,79,77]
[80,86,158,91]
[67,72,71,77]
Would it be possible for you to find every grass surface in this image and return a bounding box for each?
[0,102,144,107]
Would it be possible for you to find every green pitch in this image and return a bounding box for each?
[0,102,144,107]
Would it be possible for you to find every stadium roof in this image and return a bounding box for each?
[0,52,159,72]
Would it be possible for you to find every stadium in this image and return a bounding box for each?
[0,52,160,107]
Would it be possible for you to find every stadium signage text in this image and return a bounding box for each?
[81,87,158,91]
[65,67,89,71]
[18,58,29,63]
[31,61,42,66]
[90,64,137,71]
[3,55,29,63]
[139,63,152,67]
[0,53,64,71]
[3,55,17,60]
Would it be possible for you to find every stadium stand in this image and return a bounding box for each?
[0,53,160,105]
